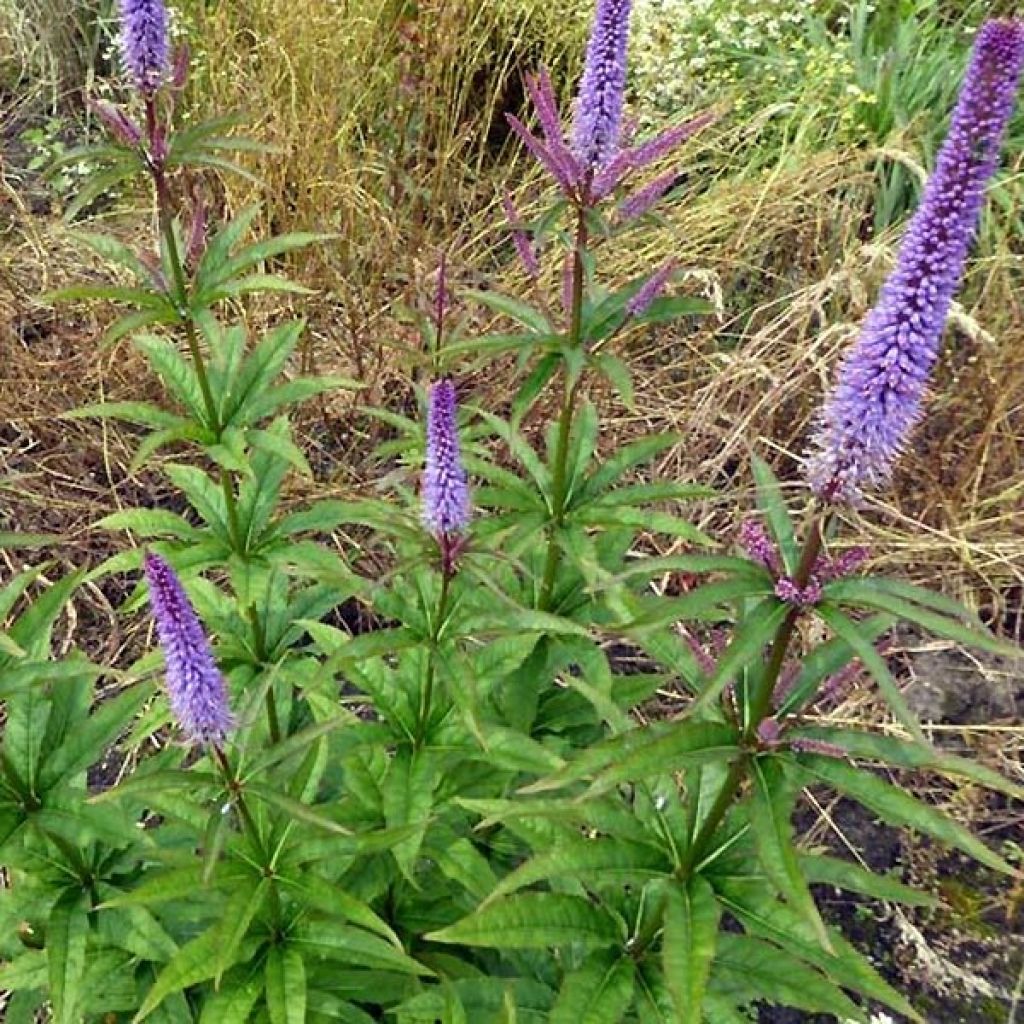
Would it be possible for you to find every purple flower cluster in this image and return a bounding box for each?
[423,379,470,540]
[807,19,1024,504]
[504,15,714,205]
[144,552,234,746]
[117,0,170,94]
[572,0,633,173]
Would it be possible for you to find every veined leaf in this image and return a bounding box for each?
[246,783,351,835]
[295,919,430,975]
[522,721,740,794]
[749,757,832,952]
[798,854,938,908]
[713,933,863,1021]
[663,876,720,1024]
[749,455,798,573]
[48,890,88,1024]
[464,289,553,335]
[549,953,635,1024]
[482,837,669,906]
[426,893,623,950]
[789,724,1024,802]
[825,578,1018,656]
[795,754,1016,874]
[198,974,263,1024]
[687,599,790,716]
[135,927,223,1020]
[266,945,307,1024]
[815,603,927,745]
[279,871,401,948]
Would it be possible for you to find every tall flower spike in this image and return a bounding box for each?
[117,0,171,95]
[144,552,234,746]
[423,379,470,538]
[807,19,1024,504]
[572,0,633,174]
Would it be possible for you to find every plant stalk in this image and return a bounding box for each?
[537,207,588,610]
[631,512,829,957]
[414,566,452,749]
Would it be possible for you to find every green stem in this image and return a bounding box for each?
[630,512,830,958]
[212,746,283,929]
[537,208,588,611]
[414,569,451,750]
[245,605,282,744]
[146,101,246,556]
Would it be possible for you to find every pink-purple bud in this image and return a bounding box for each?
[89,100,143,147]
[626,259,674,317]
[502,194,540,278]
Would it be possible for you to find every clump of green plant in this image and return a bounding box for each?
[1,3,1023,1023]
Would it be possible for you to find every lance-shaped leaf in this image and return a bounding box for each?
[521,720,740,794]
[426,892,623,950]
[47,890,88,1024]
[550,952,635,1024]
[663,876,720,1024]
[795,754,1016,874]
[749,757,832,953]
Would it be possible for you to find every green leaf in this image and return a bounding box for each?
[198,974,264,1024]
[713,934,862,1020]
[824,578,1018,656]
[294,919,430,975]
[663,876,720,1024]
[794,754,1016,874]
[266,945,307,1024]
[788,725,1024,802]
[464,289,552,335]
[798,854,938,907]
[749,757,832,952]
[688,599,790,716]
[215,878,269,983]
[815,603,927,745]
[522,721,740,794]
[426,893,623,950]
[47,889,88,1024]
[749,455,797,573]
[482,837,668,906]
[243,717,351,780]
[246,783,351,835]
[549,953,635,1024]
[134,926,223,1020]
[278,871,401,948]
[95,509,201,540]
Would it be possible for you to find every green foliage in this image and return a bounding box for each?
[8,10,1022,1023]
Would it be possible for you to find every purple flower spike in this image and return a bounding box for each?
[572,0,633,173]
[423,379,470,541]
[502,194,540,278]
[117,0,171,94]
[143,552,234,746]
[626,259,674,317]
[807,19,1024,504]
[619,169,680,221]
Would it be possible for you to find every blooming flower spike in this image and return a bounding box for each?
[807,19,1024,504]
[117,0,171,95]
[423,379,471,573]
[573,0,634,175]
[144,552,234,746]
